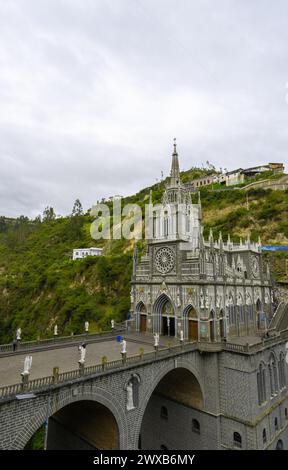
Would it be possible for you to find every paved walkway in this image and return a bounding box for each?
[0,337,156,387]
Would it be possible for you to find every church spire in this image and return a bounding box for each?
[170,138,180,186]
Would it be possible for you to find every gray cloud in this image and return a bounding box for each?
[0,0,288,217]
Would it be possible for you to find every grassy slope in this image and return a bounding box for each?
[0,169,287,343]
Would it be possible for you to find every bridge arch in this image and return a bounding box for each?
[12,388,128,450]
[137,360,205,450]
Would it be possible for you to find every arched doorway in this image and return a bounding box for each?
[136,301,147,333]
[44,401,119,450]
[153,294,175,336]
[140,367,204,450]
[183,305,198,341]
[209,310,216,341]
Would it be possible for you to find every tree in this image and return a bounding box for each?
[33,215,42,224]
[42,207,56,222]
[0,216,8,233]
[72,199,83,217]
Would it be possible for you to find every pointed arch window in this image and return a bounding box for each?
[153,213,157,238]
[163,211,169,237]
[257,363,266,405]
[269,354,278,397]
[233,432,242,448]
[278,353,286,389]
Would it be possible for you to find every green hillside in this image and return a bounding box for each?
[0,168,287,344]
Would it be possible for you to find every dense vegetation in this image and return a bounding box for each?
[0,169,287,344]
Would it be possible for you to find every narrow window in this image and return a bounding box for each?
[276,439,284,450]
[233,432,242,448]
[192,419,200,434]
[160,444,168,450]
[274,417,278,431]
[160,406,168,420]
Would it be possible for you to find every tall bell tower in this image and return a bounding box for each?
[147,139,202,247]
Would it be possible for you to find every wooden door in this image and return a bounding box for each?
[189,320,198,341]
[140,314,147,332]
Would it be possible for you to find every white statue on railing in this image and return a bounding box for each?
[121,339,127,355]
[111,319,115,329]
[85,321,89,333]
[22,355,32,376]
[179,330,184,343]
[154,333,159,349]
[78,343,86,364]
[54,325,58,336]
[126,381,135,410]
[285,342,288,365]
[16,328,21,341]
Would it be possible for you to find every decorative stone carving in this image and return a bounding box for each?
[126,381,135,411]
[200,290,205,309]
[187,287,195,296]
[161,281,167,292]
[237,293,243,306]
[155,247,175,274]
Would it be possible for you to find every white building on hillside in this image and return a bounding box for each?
[73,247,103,260]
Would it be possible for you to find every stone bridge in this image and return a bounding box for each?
[0,329,288,450]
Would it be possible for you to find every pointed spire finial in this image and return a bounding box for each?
[247,233,251,248]
[149,189,152,205]
[173,137,177,154]
[198,191,201,205]
[209,228,214,242]
[169,138,180,186]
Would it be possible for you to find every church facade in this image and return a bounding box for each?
[130,143,288,450]
[131,141,274,342]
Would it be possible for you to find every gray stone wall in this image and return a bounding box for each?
[0,347,287,450]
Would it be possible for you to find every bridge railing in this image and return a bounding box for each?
[0,327,126,355]
[1,330,288,400]
[0,383,23,399]
[0,341,198,400]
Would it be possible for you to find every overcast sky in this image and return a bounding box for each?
[0,0,288,218]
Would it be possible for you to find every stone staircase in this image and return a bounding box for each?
[269,301,288,331]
